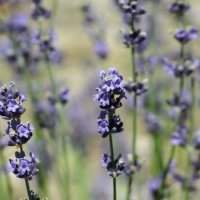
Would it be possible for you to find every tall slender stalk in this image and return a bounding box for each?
[126,7,138,200]
[45,55,71,200]
[109,110,117,200]
[19,145,32,200]
[159,10,187,196]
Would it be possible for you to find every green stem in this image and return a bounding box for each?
[0,149,13,199]
[46,56,57,97]
[159,146,176,197]
[153,134,164,172]
[126,176,133,200]
[24,178,32,200]
[19,146,32,200]
[45,56,71,199]
[126,14,138,200]
[108,110,117,200]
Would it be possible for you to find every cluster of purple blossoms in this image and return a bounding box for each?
[175,27,198,44]
[6,122,33,146]
[145,112,162,135]
[118,0,147,47]
[0,1,62,77]
[124,78,148,95]
[31,0,51,20]
[123,30,147,48]
[9,152,39,180]
[162,58,198,78]
[117,0,146,24]
[102,154,125,177]
[95,68,126,177]
[0,82,25,119]
[118,0,147,97]
[169,1,190,16]
[148,2,200,199]
[0,83,39,181]
[95,68,126,111]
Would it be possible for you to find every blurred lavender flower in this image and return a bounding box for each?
[81,3,97,26]
[59,88,69,105]
[94,40,109,60]
[124,78,148,95]
[5,14,29,33]
[145,112,162,134]
[123,154,141,177]
[149,177,162,199]
[171,125,188,147]
[123,30,147,48]
[117,0,146,24]
[31,0,51,20]
[162,58,198,78]
[175,27,198,44]
[169,2,190,16]
[34,99,57,130]
[167,91,192,112]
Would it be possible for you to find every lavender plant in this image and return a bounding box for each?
[95,68,126,200]
[115,0,147,199]
[149,1,199,199]
[0,83,39,200]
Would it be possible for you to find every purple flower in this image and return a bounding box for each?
[123,30,147,48]
[6,14,29,33]
[9,152,39,179]
[118,0,146,24]
[97,110,123,137]
[145,112,161,134]
[101,154,125,177]
[171,125,188,147]
[149,177,162,198]
[94,68,126,109]
[175,27,198,44]
[17,123,33,139]
[34,99,58,130]
[94,40,109,60]
[0,83,26,119]
[59,88,69,105]
[169,2,190,16]
[32,0,51,20]
[124,79,148,95]
[6,122,33,145]
[97,118,109,137]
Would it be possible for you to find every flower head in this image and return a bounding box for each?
[101,154,125,177]
[175,27,198,44]
[0,83,26,119]
[169,2,190,16]
[6,122,33,146]
[9,152,39,179]
[94,68,126,109]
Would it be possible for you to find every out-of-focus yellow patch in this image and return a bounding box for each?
[0,4,10,20]
[0,2,23,20]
